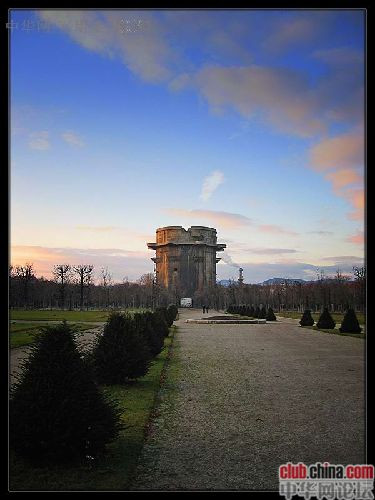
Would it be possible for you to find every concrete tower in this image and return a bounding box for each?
[147,226,226,297]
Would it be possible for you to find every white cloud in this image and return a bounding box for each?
[28,131,50,150]
[313,47,364,67]
[61,131,85,147]
[200,170,225,201]
[263,14,326,52]
[193,65,326,137]
[38,10,174,83]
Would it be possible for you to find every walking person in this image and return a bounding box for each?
[206,305,209,314]
[202,305,206,314]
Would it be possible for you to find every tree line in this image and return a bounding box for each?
[9,263,161,310]
[209,267,366,313]
[9,262,366,313]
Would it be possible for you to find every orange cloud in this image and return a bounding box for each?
[10,245,151,281]
[258,224,299,236]
[310,132,364,172]
[346,231,364,245]
[76,225,119,232]
[343,188,365,221]
[164,208,300,235]
[194,65,326,137]
[11,246,64,266]
[309,131,364,221]
[264,16,319,51]
[324,168,362,194]
[164,208,253,229]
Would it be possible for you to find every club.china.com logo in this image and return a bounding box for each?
[279,462,374,500]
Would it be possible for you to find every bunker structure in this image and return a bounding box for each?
[147,226,226,299]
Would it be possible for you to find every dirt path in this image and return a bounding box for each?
[131,308,365,491]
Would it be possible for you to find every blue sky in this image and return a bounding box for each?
[10,9,365,283]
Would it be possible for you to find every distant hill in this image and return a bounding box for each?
[217,276,354,286]
[217,279,233,287]
[217,277,309,286]
[261,277,308,285]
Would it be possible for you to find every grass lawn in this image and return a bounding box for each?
[10,322,47,348]
[10,322,98,349]
[9,328,176,491]
[300,325,365,339]
[277,310,365,325]
[9,309,149,323]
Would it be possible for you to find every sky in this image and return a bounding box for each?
[10,9,365,284]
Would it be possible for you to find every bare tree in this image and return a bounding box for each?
[316,268,326,310]
[100,267,113,308]
[353,266,366,312]
[9,265,14,307]
[334,268,351,311]
[52,264,72,309]
[136,273,152,286]
[353,266,366,281]
[14,263,35,308]
[73,265,94,310]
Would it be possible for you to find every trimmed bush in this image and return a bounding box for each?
[258,306,267,319]
[244,306,252,317]
[167,304,178,323]
[316,308,336,329]
[156,307,173,328]
[266,307,277,321]
[134,311,164,358]
[339,308,362,334]
[10,321,122,465]
[299,309,314,326]
[93,312,151,384]
[151,310,170,338]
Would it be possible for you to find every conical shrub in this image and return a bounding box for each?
[258,306,267,319]
[339,308,362,333]
[93,312,151,384]
[300,309,314,326]
[316,308,336,329]
[266,308,277,321]
[10,321,122,465]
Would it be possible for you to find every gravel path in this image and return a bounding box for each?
[131,308,365,491]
